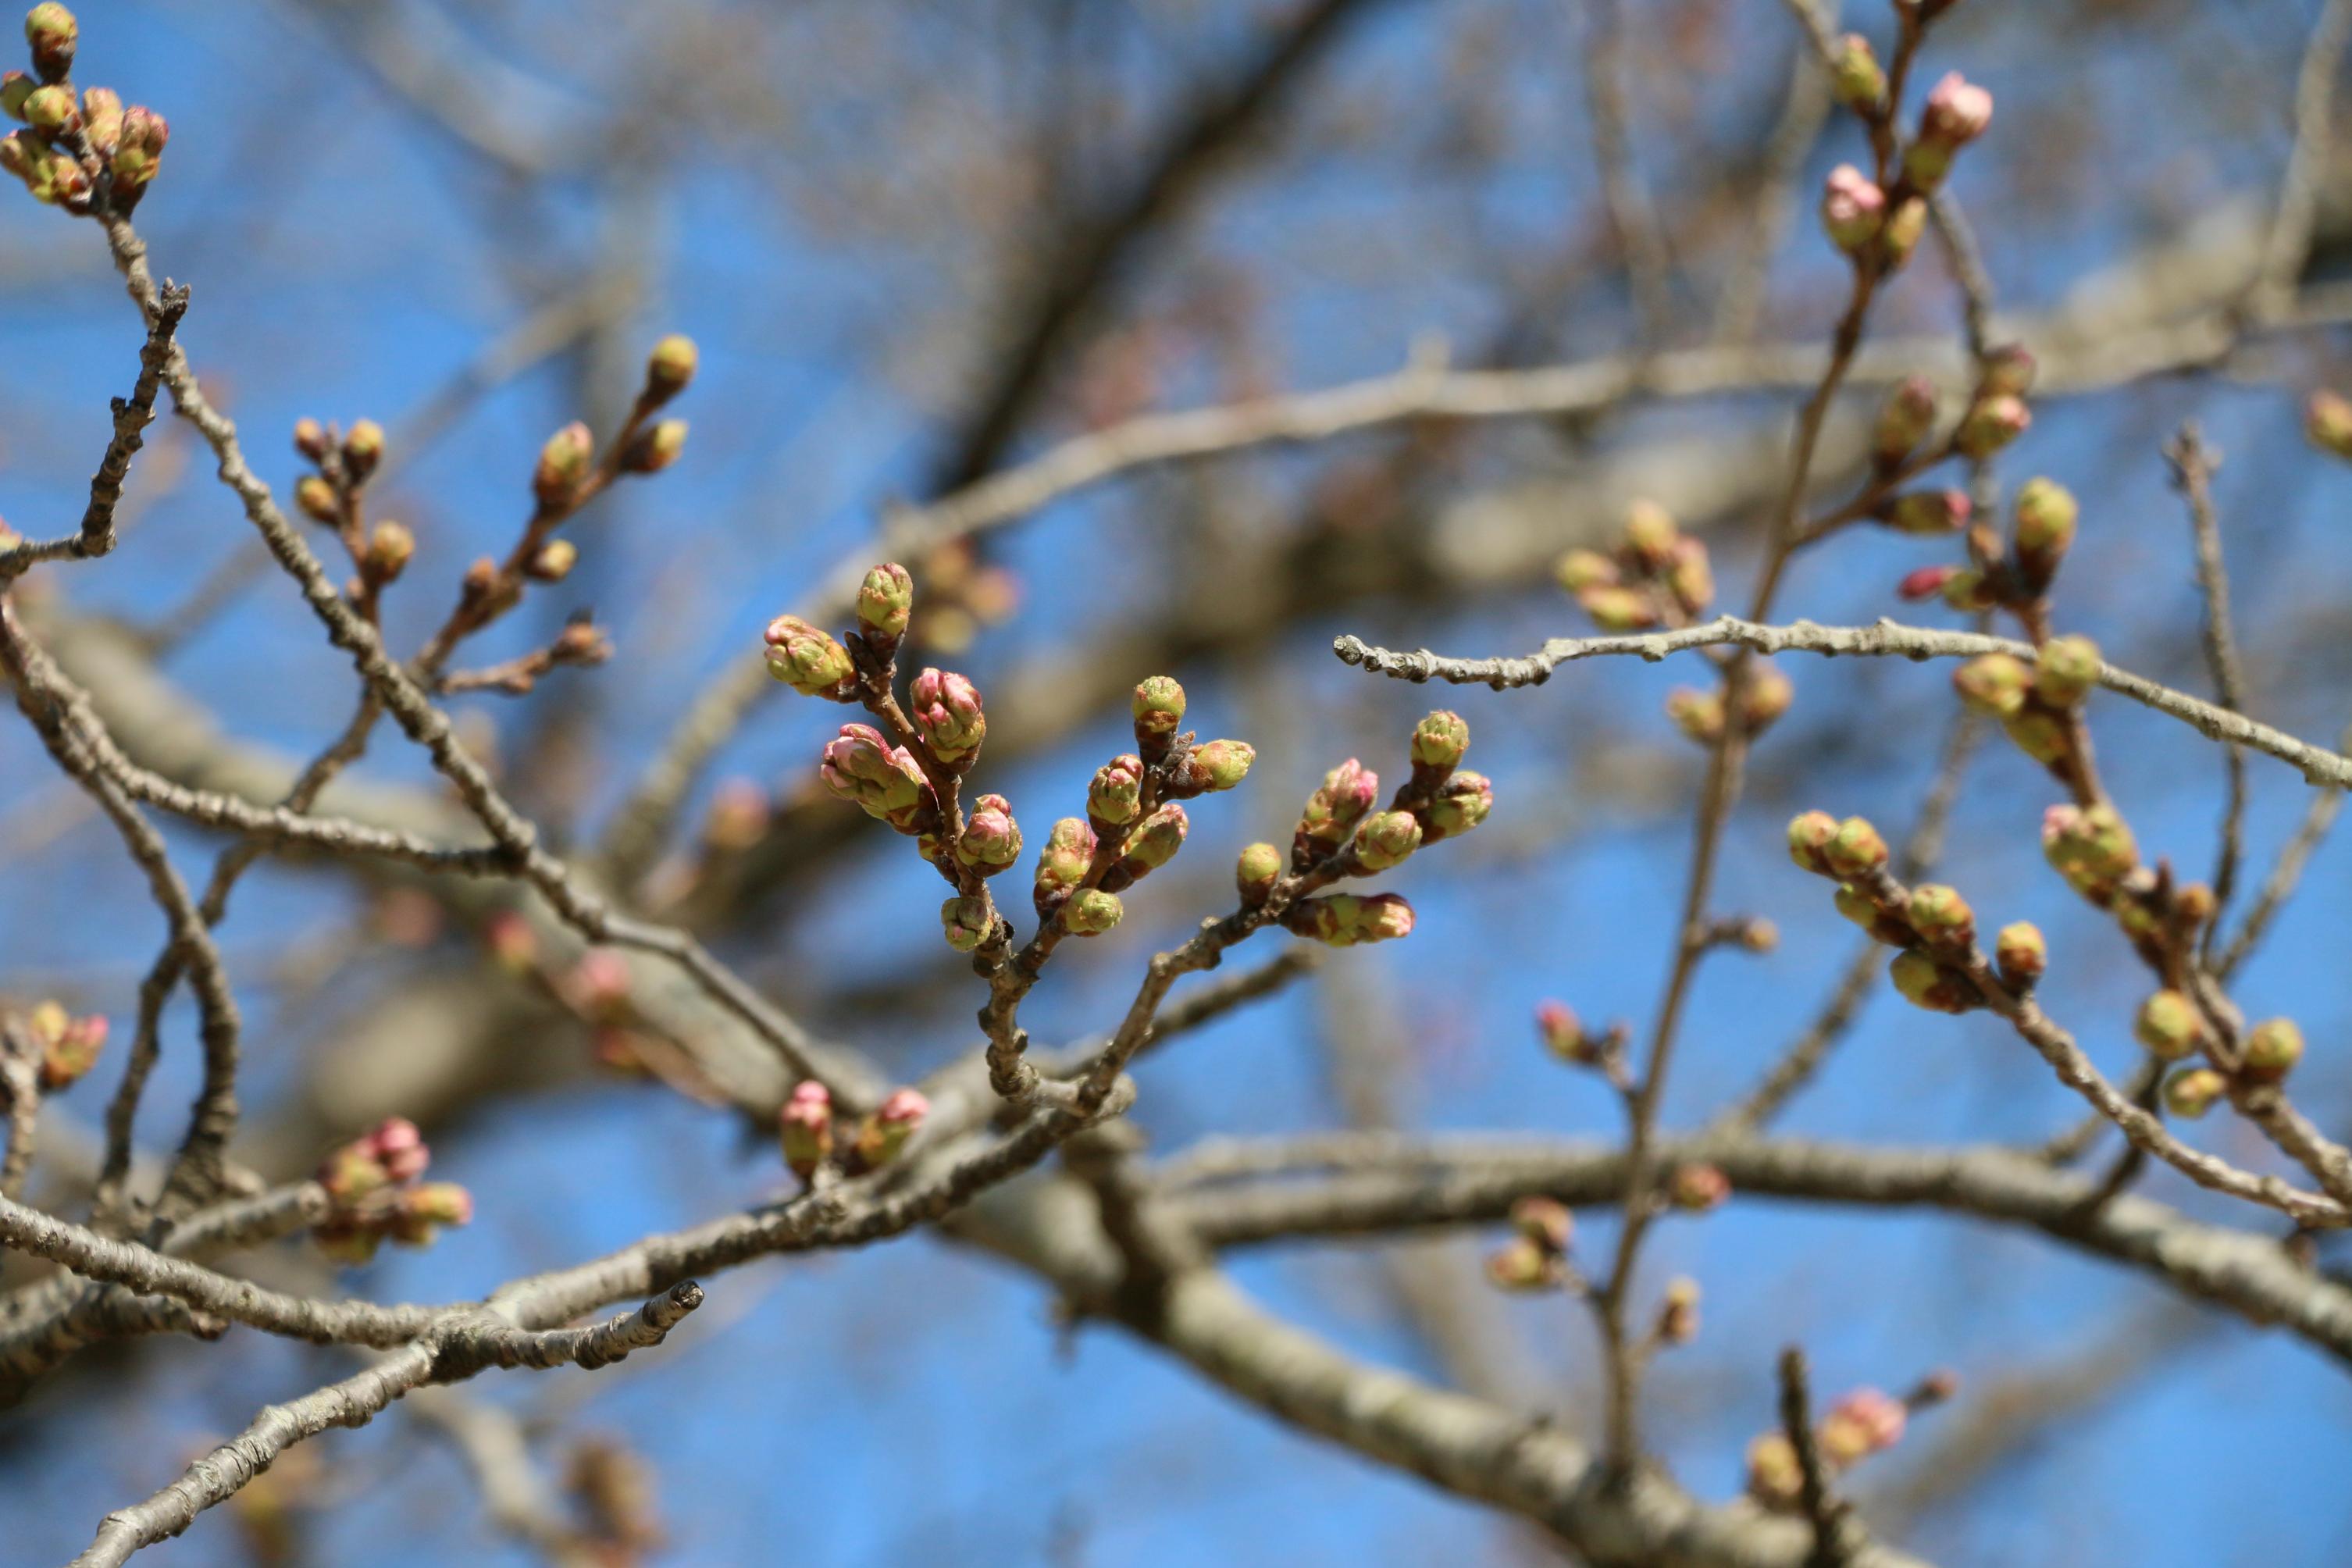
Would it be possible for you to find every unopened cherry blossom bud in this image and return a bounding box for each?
[358,520,412,585]
[2033,635,2099,709]
[1820,1388,1907,1463]
[1352,810,1422,871]
[109,105,165,191]
[483,910,536,975]
[1658,1276,1701,1345]
[1410,711,1470,771]
[1821,164,1886,253]
[1118,802,1188,876]
[1952,653,2032,718]
[1955,394,2030,460]
[910,667,986,764]
[1834,882,1907,944]
[2134,990,2203,1060]
[1537,1000,1590,1063]
[955,795,1022,874]
[1891,949,1976,1014]
[1236,840,1283,903]
[20,81,71,134]
[2042,802,2137,886]
[1666,537,1715,615]
[2012,476,2077,576]
[1748,1433,1805,1511]
[1883,488,1970,536]
[1994,921,2046,988]
[1285,892,1414,946]
[77,84,117,150]
[1907,883,1974,947]
[2243,1017,2304,1082]
[621,419,687,474]
[1880,197,1928,267]
[1982,343,2036,397]
[1668,1163,1730,1213]
[1666,687,1723,743]
[404,1182,472,1229]
[0,71,27,121]
[1919,70,1994,149]
[1062,888,1124,935]
[1424,770,1491,841]
[780,1080,833,1178]
[2003,709,2071,771]
[1897,565,1964,603]
[1741,665,1794,733]
[1089,754,1145,825]
[295,474,339,524]
[1830,32,1885,110]
[857,561,914,640]
[763,615,853,695]
[1181,737,1256,793]
[1037,818,1097,898]
[534,422,594,504]
[527,538,577,583]
[643,333,697,403]
[1622,498,1680,569]
[23,5,74,80]
[366,1116,429,1183]
[1824,815,1888,878]
[1787,811,1840,875]
[853,1088,928,1170]
[819,723,929,827]
[2172,882,2217,930]
[340,419,383,482]
[1485,1235,1563,1292]
[1299,758,1380,845]
[2162,1066,2227,1120]
[1579,584,1659,632]
[1873,376,1938,465]
[1940,565,1998,612]
[34,1009,104,1091]
[2307,389,2352,461]
[1554,547,1617,593]
[1131,675,1187,743]
[1511,1196,1573,1253]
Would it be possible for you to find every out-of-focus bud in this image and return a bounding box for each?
[620,419,687,474]
[1880,196,1928,268]
[1824,816,1889,879]
[954,794,1023,874]
[909,667,987,764]
[77,84,118,150]
[1554,547,1617,593]
[1951,653,2032,718]
[1236,840,1283,903]
[20,81,72,134]
[1662,537,1713,618]
[534,422,594,504]
[1510,1196,1573,1254]
[818,723,930,828]
[2035,635,2099,709]
[1830,32,1885,111]
[2041,802,2138,888]
[1622,499,1680,569]
[1955,394,2030,460]
[857,561,915,640]
[1919,71,1994,148]
[369,1116,429,1183]
[571,950,632,1021]
[1834,882,1908,945]
[1579,584,1659,632]
[1424,770,1491,841]
[1882,489,1970,536]
[1907,883,1975,947]
[1089,754,1145,826]
[1036,818,1097,899]
[779,1080,833,1178]
[1787,811,1840,875]
[2242,1017,2304,1083]
[1537,1000,1591,1064]
[2003,709,2071,771]
[1994,921,2046,988]
[2012,476,2077,579]
[0,72,28,122]
[1665,687,1723,744]
[109,105,166,192]
[1668,1163,1730,1213]
[1820,164,1885,253]
[643,333,698,403]
[1352,810,1423,871]
[341,419,384,482]
[1740,665,1794,734]
[2172,882,2217,931]
[2133,990,2204,1060]
[295,474,339,523]
[1061,888,1124,935]
[1131,675,1187,745]
[1897,564,1965,603]
[403,1182,473,1230]
[364,520,413,583]
[1735,916,1780,953]
[851,1088,928,1171]
[1748,1433,1805,1511]
[527,538,578,582]
[24,5,76,81]
[1820,1388,1908,1464]
[1410,711,1470,771]
[762,615,854,695]
[1940,565,1998,612]
[1873,376,1938,466]
[1890,949,1976,1014]
[483,910,537,975]
[2162,1066,2228,1120]
[1658,1276,1702,1345]
[1183,738,1256,793]
[31,1006,105,1091]
[2306,389,2352,461]
[1299,758,1380,846]
[1982,344,2037,397]
[291,416,330,463]
[1485,1235,1563,1292]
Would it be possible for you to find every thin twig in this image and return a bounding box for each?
[2164,425,2250,937]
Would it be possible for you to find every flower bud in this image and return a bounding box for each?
[1622,499,1680,569]
[762,615,854,695]
[1578,584,1659,632]
[857,561,914,640]
[1891,949,1976,1014]
[1299,758,1380,845]
[1236,840,1283,903]
[1833,882,1905,944]
[1089,754,1145,825]
[1351,809,1422,871]
[1820,164,1886,253]
[1994,921,2046,988]
[1668,1163,1730,1213]
[1062,888,1124,935]
[483,910,537,975]
[295,474,339,523]
[1424,770,1491,841]
[643,333,697,402]
[364,520,413,583]
[851,1088,928,1170]
[527,538,577,582]
[1939,565,1997,612]
[1787,811,1840,875]
[1117,802,1188,875]
[1740,665,1794,733]
[2162,1066,2227,1120]
[1410,711,1470,771]
[1511,1195,1573,1253]
[1919,71,1994,148]
[1183,737,1256,793]
[1873,376,1937,465]
[1485,1235,1563,1292]
[20,81,71,134]
[77,84,118,150]
[621,419,687,474]
[533,422,594,504]
[779,1080,834,1178]
[955,794,1022,873]
[1952,653,2032,718]
[1882,488,1970,536]
[1907,883,1975,946]
[1820,1388,1907,1464]
[1666,687,1723,744]
[818,723,929,828]
[1537,1000,1590,1064]
[23,5,75,80]
[1284,893,1414,946]
[109,105,166,191]
[1830,32,1885,110]
[1658,1276,1702,1345]
[2134,990,2204,1060]
[1748,1433,1805,1511]
[0,71,28,121]
[2035,635,2099,709]
[404,1182,473,1229]
[1131,675,1187,743]
[1824,815,1888,879]
[2243,1017,2304,1083]
[341,419,384,482]
[1955,394,2030,460]
[2012,476,2077,577]
[32,1007,104,1091]
[1554,547,1617,593]
[1982,344,2036,397]
[909,667,986,764]
[2041,802,2137,887]
[1666,537,1715,616]
[368,1116,429,1183]
[2307,390,2352,461]
[2002,709,2071,772]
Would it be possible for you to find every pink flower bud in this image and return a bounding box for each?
[780,1080,834,1178]
[1299,759,1380,846]
[1820,164,1886,253]
[1820,1388,1907,1463]
[367,1117,429,1183]
[819,723,931,829]
[1035,817,1098,900]
[1896,565,1963,602]
[572,949,633,1020]
[1089,754,1145,825]
[1919,71,1994,148]
[1830,33,1884,110]
[910,668,987,764]
[33,1007,105,1092]
[851,1088,928,1170]
[1955,394,2030,459]
[109,105,166,191]
[1667,1163,1730,1213]
[954,793,1023,873]
[857,562,914,640]
[1536,1000,1590,1063]
[484,911,537,974]
[1351,810,1422,871]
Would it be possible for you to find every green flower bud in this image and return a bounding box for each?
[1410,711,1470,770]
[2034,635,2100,710]
[857,562,914,640]
[1184,738,1256,793]
[1118,803,1188,875]
[533,421,594,504]
[621,418,688,474]
[954,794,1022,873]
[1424,770,1491,840]
[1299,758,1379,845]
[1062,888,1124,935]
[1579,584,1659,633]
[1889,949,1975,1014]
[1740,665,1794,734]
[1873,376,1937,464]
[18,81,70,133]
[24,5,75,79]
[1787,811,1841,875]
[1666,687,1724,744]
[1555,547,1616,593]
[527,538,577,583]
[77,84,116,149]
[1666,537,1715,616]
[2012,478,2077,572]
[1907,883,1975,947]
[341,418,384,481]
[2242,1017,2304,1083]
[1952,654,2033,718]
[1994,921,2047,987]
[2003,709,2072,770]
[1982,344,2037,397]
[1352,809,1423,871]
[1511,1195,1573,1253]
[2134,990,2204,1060]
[2162,1066,2228,1120]
[779,1080,833,1179]
[1131,675,1186,741]
[762,615,854,695]
[1236,840,1283,903]
[851,1089,928,1171]
[1823,816,1889,879]
[1089,754,1145,825]
[0,72,30,122]
[2308,390,2352,462]
[1830,32,1885,111]
[1955,394,2031,460]
[1883,489,1970,536]
[2042,804,2138,887]
[1485,1235,1563,1292]
[645,333,698,401]
[1621,498,1680,568]
[1035,818,1097,903]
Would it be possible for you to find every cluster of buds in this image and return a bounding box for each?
[9,999,106,1092]
[1274,710,1491,949]
[1485,1196,1577,1292]
[1665,662,1793,746]
[1898,469,2071,617]
[1749,1378,1951,1513]
[1554,499,1714,632]
[1790,810,2041,1017]
[2,8,169,212]
[2139,994,2303,1118]
[1816,69,1993,269]
[312,1117,472,1264]
[1949,633,2098,782]
[777,1080,929,1183]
